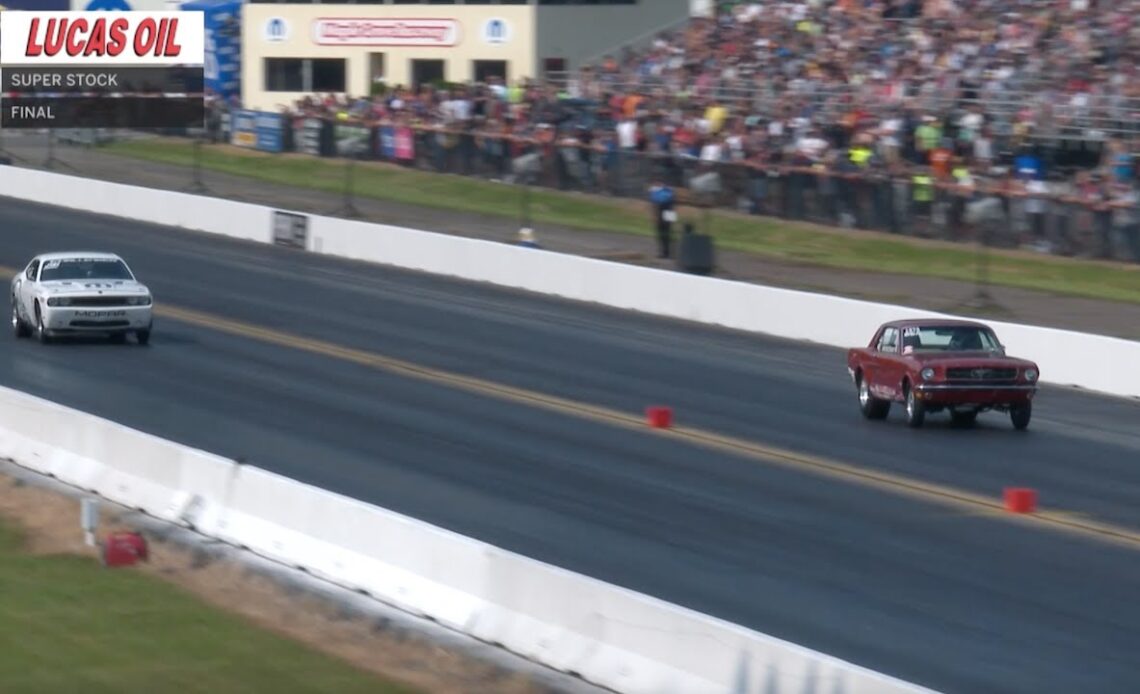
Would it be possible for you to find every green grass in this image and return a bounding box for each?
[103,138,1140,305]
[0,518,419,694]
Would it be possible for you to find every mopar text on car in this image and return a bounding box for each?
[846,319,1039,430]
[11,252,154,345]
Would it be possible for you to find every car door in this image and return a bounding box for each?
[870,326,902,400]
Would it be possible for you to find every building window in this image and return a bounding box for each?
[265,58,303,92]
[473,60,508,83]
[264,58,347,92]
[312,59,347,91]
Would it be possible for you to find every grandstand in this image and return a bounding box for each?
[206,0,1139,262]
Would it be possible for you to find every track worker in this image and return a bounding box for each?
[648,179,677,259]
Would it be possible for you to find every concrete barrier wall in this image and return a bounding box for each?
[1,166,1136,399]
[0,384,932,694]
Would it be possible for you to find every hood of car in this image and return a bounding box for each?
[905,351,1037,369]
[39,280,150,296]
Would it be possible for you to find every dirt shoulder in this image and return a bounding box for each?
[4,133,1138,341]
[0,467,577,694]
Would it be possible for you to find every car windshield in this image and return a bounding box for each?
[901,325,1002,352]
[39,258,133,282]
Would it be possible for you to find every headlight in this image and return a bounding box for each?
[1024,369,1038,382]
[126,295,152,306]
[46,297,72,307]
[920,367,935,381]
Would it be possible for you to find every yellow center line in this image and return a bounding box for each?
[151,304,1140,552]
[10,263,1140,551]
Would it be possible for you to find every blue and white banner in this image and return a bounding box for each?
[181,0,241,101]
[255,112,284,153]
[230,109,256,149]
[378,126,396,160]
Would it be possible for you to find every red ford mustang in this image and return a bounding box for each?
[846,319,1039,429]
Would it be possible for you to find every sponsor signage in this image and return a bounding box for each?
[0,11,206,65]
[254,111,284,153]
[75,310,126,317]
[481,17,509,44]
[272,211,308,250]
[263,16,288,42]
[182,0,242,102]
[311,18,460,47]
[0,11,206,128]
[230,108,256,148]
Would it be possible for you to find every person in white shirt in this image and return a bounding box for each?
[1023,176,1051,252]
[616,118,638,150]
[700,136,724,162]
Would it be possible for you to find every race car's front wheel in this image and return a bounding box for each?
[11,299,30,338]
[34,304,52,344]
[904,384,925,428]
[1010,402,1031,431]
[857,374,890,420]
[136,329,150,346]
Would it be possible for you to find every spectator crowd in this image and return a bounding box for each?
[207,0,1140,262]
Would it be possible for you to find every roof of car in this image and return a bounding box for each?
[887,318,992,329]
[36,251,124,262]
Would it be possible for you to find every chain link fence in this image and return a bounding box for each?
[2,119,1138,265]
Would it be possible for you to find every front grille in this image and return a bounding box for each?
[70,320,130,327]
[946,367,1018,381]
[68,296,132,307]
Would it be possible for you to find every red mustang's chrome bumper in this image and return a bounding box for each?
[913,383,1036,405]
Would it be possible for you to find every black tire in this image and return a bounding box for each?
[950,409,978,427]
[11,299,30,338]
[1010,402,1031,431]
[135,329,150,346]
[904,382,925,428]
[857,373,890,420]
[34,303,51,344]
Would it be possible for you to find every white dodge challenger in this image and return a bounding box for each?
[11,252,154,345]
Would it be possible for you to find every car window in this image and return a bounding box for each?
[902,325,1002,352]
[26,261,39,281]
[38,258,134,282]
[877,327,899,352]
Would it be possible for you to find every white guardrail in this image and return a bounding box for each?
[1,166,1136,400]
[0,384,932,694]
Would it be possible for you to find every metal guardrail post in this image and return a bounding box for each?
[188,136,209,194]
[340,152,361,219]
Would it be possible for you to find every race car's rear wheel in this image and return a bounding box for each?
[1010,402,1031,431]
[904,383,925,428]
[857,373,890,420]
[11,299,30,338]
